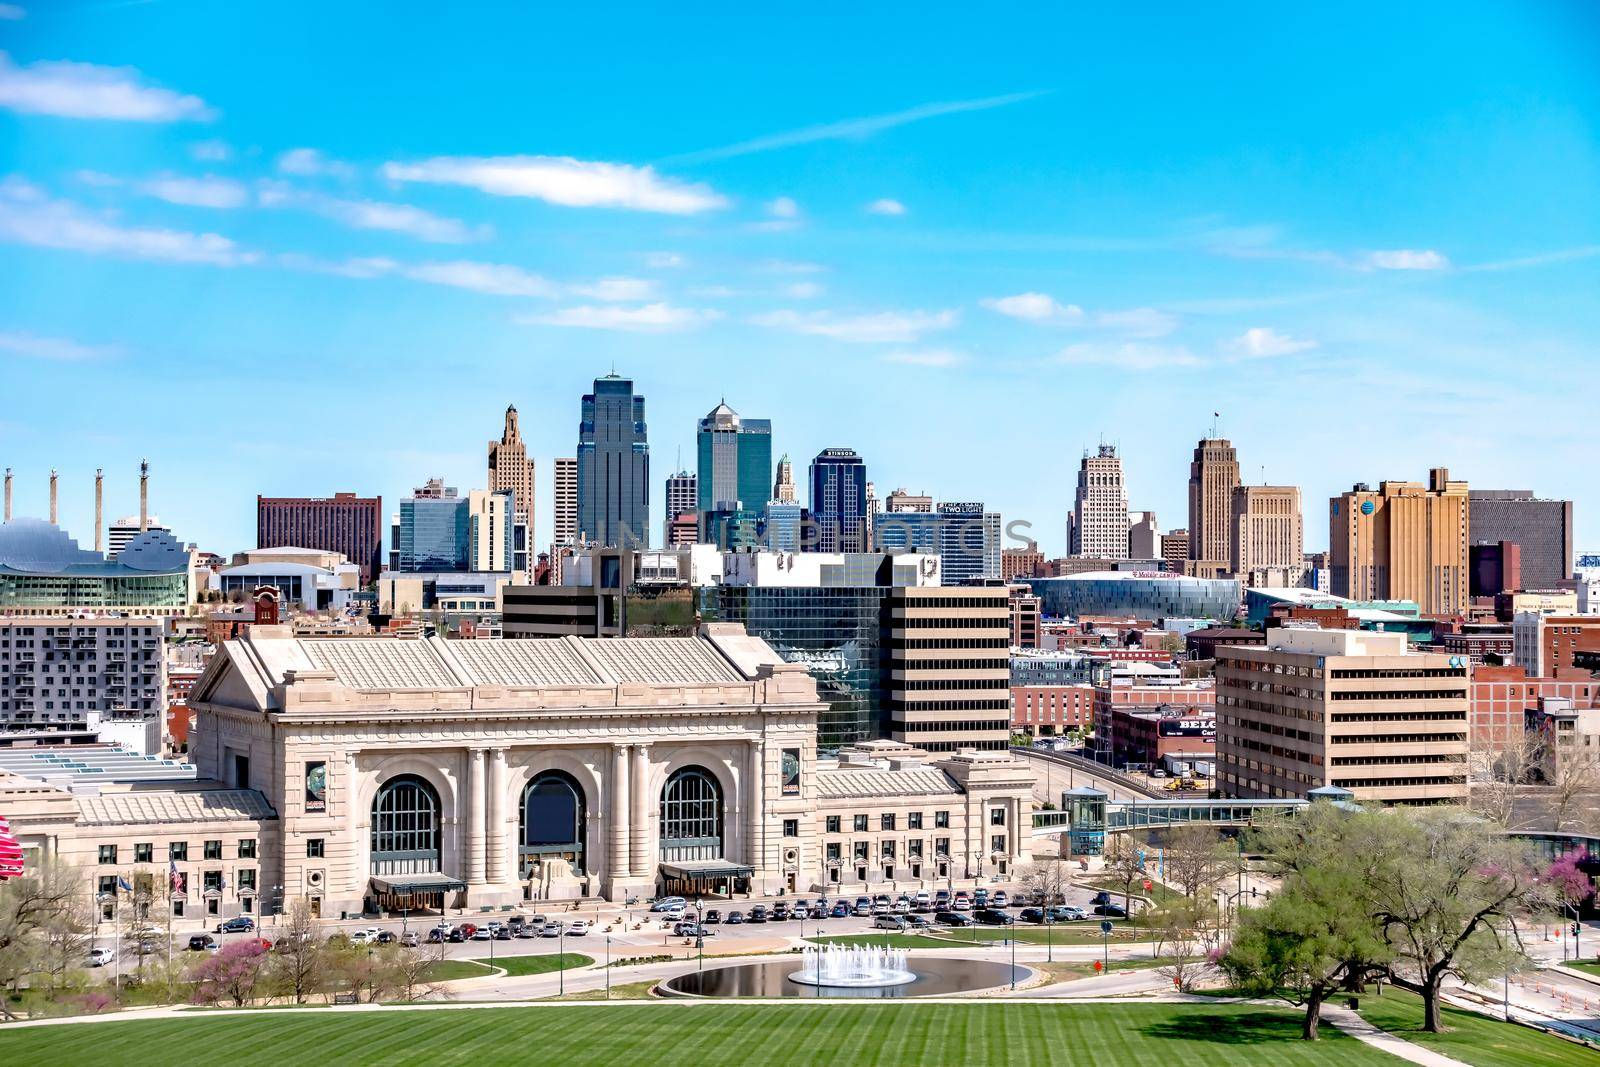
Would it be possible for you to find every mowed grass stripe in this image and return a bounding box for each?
[0,1003,1405,1067]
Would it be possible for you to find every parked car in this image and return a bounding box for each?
[376,930,397,945]
[216,916,255,933]
[515,924,538,939]
[951,893,971,912]
[874,914,909,931]
[748,905,768,924]
[659,905,686,922]
[87,947,116,967]
[459,923,478,938]
[1091,891,1113,907]
[1048,905,1087,922]
[426,929,446,944]
[246,937,273,951]
[540,922,563,938]
[973,909,1014,926]
[809,904,829,919]
[904,914,932,930]
[674,920,714,938]
[771,903,791,921]
[1093,903,1128,918]
[973,889,989,907]
[1018,908,1046,925]
[350,930,375,945]
[726,910,745,925]
[992,891,1009,908]
[650,896,687,913]
[493,927,512,940]
[893,898,911,914]
[400,931,419,947]
[933,890,950,906]
[187,934,217,951]
[934,911,973,927]
[914,890,931,906]
[447,929,465,943]
[567,920,590,936]
[853,902,873,917]
[830,902,850,918]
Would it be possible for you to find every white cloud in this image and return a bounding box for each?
[308,196,483,243]
[276,253,400,279]
[569,276,659,301]
[188,139,231,163]
[759,259,826,275]
[884,348,963,368]
[667,90,1050,163]
[981,291,1083,324]
[140,174,250,209]
[0,5,25,20]
[866,198,907,216]
[784,281,824,299]
[750,308,957,344]
[0,179,253,265]
[645,251,686,269]
[1227,326,1317,360]
[0,51,212,122]
[1093,306,1178,338]
[383,155,727,215]
[767,196,800,218]
[1053,342,1201,370]
[1364,249,1449,271]
[517,303,722,332]
[276,148,356,180]
[401,260,557,298]
[0,331,119,361]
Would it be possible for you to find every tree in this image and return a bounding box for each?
[1163,825,1233,899]
[1102,836,1145,913]
[388,941,447,1003]
[1139,896,1221,993]
[1221,864,1390,1040]
[267,900,324,1004]
[0,859,87,1019]
[1545,850,1593,933]
[1016,859,1071,904]
[189,940,268,1007]
[1469,731,1544,831]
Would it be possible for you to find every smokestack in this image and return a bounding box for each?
[3,468,10,522]
[139,459,149,532]
[49,469,58,525]
[95,469,104,553]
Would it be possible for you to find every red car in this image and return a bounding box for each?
[458,923,478,938]
[246,937,273,951]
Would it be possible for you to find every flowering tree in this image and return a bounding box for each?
[189,940,267,1007]
[1547,850,1593,912]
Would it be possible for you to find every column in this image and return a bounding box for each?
[465,749,486,885]
[610,744,632,880]
[746,740,765,871]
[486,748,508,884]
[629,744,651,880]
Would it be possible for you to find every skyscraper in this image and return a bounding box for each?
[394,480,468,572]
[1070,445,1128,560]
[487,405,535,578]
[1331,467,1469,615]
[664,470,698,543]
[809,448,868,553]
[772,455,797,504]
[553,457,577,546]
[1230,485,1303,585]
[1188,437,1240,575]
[257,492,383,584]
[1467,490,1574,590]
[696,401,771,544]
[576,375,649,548]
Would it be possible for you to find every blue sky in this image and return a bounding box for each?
[2,2,1598,557]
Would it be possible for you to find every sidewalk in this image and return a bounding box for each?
[1321,1006,1472,1067]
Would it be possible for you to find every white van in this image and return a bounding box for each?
[874,914,909,931]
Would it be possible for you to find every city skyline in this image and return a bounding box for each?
[3,4,1598,554]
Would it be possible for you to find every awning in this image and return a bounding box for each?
[371,872,467,894]
[659,861,754,880]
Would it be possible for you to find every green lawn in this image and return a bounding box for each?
[1357,987,1598,1067]
[1562,959,1600,978]
[425,960,497,982]
[475,953,592,977]
[0,1002,1400,1066]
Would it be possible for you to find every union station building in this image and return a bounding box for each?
[5,624,1033,919]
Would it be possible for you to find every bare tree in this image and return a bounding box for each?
[1016,859,1071,904]
[0,859,88,1019]
[267,899,324,1004]
[1102,836,1145,913]
[1545,742,1600,837]
[1162,825,1233,899]
[1469,731,1543,830]
[388,941,448,1003]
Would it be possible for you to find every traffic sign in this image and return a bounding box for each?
[1100,920,1114,934]
[1142,879,1152,891]
[1093,959,1103,972]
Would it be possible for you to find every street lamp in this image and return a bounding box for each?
[695,898,705,971]
[605,935,611,999]
[558,923,566,997]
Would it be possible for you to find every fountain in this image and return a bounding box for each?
[788,944,917,988]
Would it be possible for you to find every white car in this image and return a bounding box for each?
[659,905,686,922]
[567,920,590,936]
[88,947,116,967]
[349,930,374,945]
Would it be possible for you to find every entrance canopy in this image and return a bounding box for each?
[658,860,755,899]
[371,872,466,913]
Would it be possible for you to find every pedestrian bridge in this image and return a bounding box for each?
[1029,785,1349,855]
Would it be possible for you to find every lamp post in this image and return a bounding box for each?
[1010,922,1017,990]
[695,898,705,971]
[558,923,566,997]
[605,935,612,999]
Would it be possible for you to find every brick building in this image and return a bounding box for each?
[257,492,383,585]
[1470,664,1600,751]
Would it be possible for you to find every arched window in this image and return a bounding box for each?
[660,766,722,861]
[520,771,586,875]
[371,775,440,876]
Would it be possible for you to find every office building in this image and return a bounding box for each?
[664,471,698,544]
[212,552,361,613]
[392,480,468,573]
[762,501,804,552]
[1188,438,1239,573]
[576,375,650,548]
[1001,548,1043,581]
[884,585,1011,753]
[1030,570,1241,621]
[1230,485,1304,586]
[1128,511,1160,559]
[696,402,771,542]
[0,519,191,617]
[1009,586,1041,648]
[487,406,536,580]
[257,492,383,585]
[1330,468,1470,616]
[0,617,166,750]
[874,502,1002,583]
[1468,490,1574,591]
[1161,530,1190,569]
[1070,445,1129,560]
[1216,628,1470,805]
[467,489,517,575]
[1469,541,1521,598]
[809,448,868,554]
[665,512,698,548]
[553,457,578,548]
[884,489,934,514]
[107,515,171,559]
[1512,613,1600,677]
[772,455,797,504]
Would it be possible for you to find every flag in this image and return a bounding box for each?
[170,858,183,894]
[117,876,133,893]
[0,814,22,879]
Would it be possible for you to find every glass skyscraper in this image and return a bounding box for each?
[576,375,650,548]
[873,503,1002,583]
[396,494,469,572]
[808,448,867,553]
[696,402,771,547]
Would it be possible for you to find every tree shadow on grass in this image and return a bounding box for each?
[1139,1011,1305,1045]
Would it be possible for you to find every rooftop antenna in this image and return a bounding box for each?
[1210,411,1220,439]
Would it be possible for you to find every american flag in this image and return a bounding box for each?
[0,815,23,880]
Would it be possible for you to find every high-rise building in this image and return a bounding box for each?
[1330,467,1469,615]
[1216,628,1469,805]
[576,375,649,548]
[466,489,516,574]
[664,471,698,544]
[666,513,698,548]
[809,448,868,553]
[1468,490,1574,590]
[696,402,771,549]
[1128,511,1160,559]
[487,405,535,579]
[553,457,578,547]
[257,492,383,585]
[762,501,803,552]
[885,585,1012,752]
[1230,485,1304,585]
[1001,548,1044,581]
[1161,529,1190,570]
[1188,437,1240,573]
[874,502,1001,583]
[108,515,171,559]
[772,455,797,504]
[884,489,934,513]
[1070,445,1128,559]
[393,480,467,572]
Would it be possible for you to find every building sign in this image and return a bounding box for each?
[781,748,802,796]
[304,761,327,813]
[1156,718,1216,738]
[938,502,984,514]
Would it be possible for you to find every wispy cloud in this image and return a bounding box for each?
[0,51,213,122]
[884,348,963,368]
[0,330,119,361]
[277,148,356,180]
[767,196,800,219]
[1052,341,1201,370]
[568,276,659,301]
[0,5,26,20]
[383,155,727,215]
[1462,246,1600,274]
[982,292,1083,324]
[258,181,487,243]
[141,173,251,209]
[644,251,686,269]
[1225,326,1317,359]
[517,303,722,332]
[758,259,827,275]
[401,260,556,297]
[1363,249,1449,271]
[866,198,907,216]
[751,308,957,344]
[0,179,253,265]
[666,90,1050,163]
[784,281,824,299]
[188,139,231,163]
[982,292,1176,337]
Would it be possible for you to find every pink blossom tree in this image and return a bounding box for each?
[188,940,267,1007]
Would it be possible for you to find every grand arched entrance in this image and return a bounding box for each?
[520,770,586,877]
[658,765,751,898]
[368,774,461,913]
